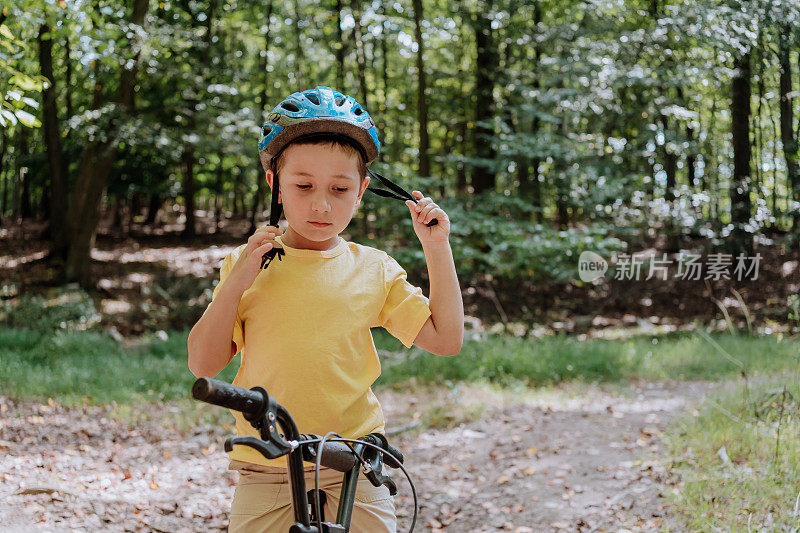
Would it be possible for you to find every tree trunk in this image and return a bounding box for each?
[380,2,388,111]
[217,165,226,232]
[527,0,543,221]
[182,148,197,236]
[411,0,430,177]
[555,180,570,229]
[145,193,161,225]
[454,0,470,195]
[660,115,677,202]
[63,0,149,285]
[554,113,570,228]
[38,23,69,259]
[686,124,697,189]
[335,0,345,90]
[0,129,7,219]
[129,193,141,229]
[350,0,369,111]
[1,172,7,220]
[65,35,72,120]
[15,127,30,220]
[779,26,800,230]
[111,196,123,231]
[471,0,498,194]
[250,0,274,235]
[729,52,753,255]
[181,0,217,238]
[291,0,305,87]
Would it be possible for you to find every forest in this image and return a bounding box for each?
[1,0,797,295]
[2,1,800,530]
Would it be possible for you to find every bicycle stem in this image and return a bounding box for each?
[271,405,313,528]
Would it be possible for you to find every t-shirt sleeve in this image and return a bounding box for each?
[377,253,431,349]
[210,248,245,354]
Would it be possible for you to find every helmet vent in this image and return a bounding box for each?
[334,95,345,106]
[281,102,300,112]
[262,126,272,137]
[354,107,363,115]
[304,92,320,105]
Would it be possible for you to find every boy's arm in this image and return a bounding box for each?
[188,226,283,378]
[413,240,464,357]
[188,280,244,378]
[404,191,464,357]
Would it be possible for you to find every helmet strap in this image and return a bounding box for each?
[268,160,283,227]
[259,160,286,270]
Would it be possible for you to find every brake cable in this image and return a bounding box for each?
[305,434,418,533]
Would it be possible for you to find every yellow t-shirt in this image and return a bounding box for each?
[210,235,431,467]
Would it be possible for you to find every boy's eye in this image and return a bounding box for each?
[297,185,311,190]
[335,188,349,193]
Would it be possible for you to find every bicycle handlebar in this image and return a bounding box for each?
[192,377,267,422]
[191,377,417,531]
[192,378,404,468]
[300,433,404,472]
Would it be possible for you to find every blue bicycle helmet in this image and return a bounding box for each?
[257,86,380,173]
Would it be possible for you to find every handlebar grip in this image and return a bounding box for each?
[303,440,360,472]
[192,378,266,421]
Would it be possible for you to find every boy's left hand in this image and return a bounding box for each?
[406,191,450,243]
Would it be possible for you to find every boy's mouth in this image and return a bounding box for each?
[309,221,332,227]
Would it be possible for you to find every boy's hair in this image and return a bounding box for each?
[273,134,368,183]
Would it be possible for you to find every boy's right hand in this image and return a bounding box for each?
[226,226,283,293]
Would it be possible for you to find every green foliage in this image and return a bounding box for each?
[0,286,101,332]
[0,19,44,128]
[364,189,626,283]
[3,0,800,284]
[120,274,213,332]
[788,294,800,332]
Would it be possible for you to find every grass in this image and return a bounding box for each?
[665,375,800,530]
[0,328,235,405]
[377,330,800,387]
[2,325,799,406]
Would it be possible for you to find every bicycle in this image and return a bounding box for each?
[192,377,418,533]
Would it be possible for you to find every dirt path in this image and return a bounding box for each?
[0,381,708,532]
[384,381,710,532]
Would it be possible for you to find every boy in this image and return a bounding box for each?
[187,86,463,532]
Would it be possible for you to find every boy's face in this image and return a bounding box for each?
[266,143,370,251]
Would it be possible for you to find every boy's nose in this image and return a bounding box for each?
[311,194,331,212]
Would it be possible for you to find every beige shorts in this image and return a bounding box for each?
[227,460,396,533]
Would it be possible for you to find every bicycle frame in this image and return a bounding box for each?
[193,378,403,533]
[243,395,359,532]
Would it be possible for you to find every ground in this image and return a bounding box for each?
[0,216,792,531]
[0,380,708,532]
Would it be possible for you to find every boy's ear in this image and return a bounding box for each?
[355,174,370,206]
[265,169,281,203]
